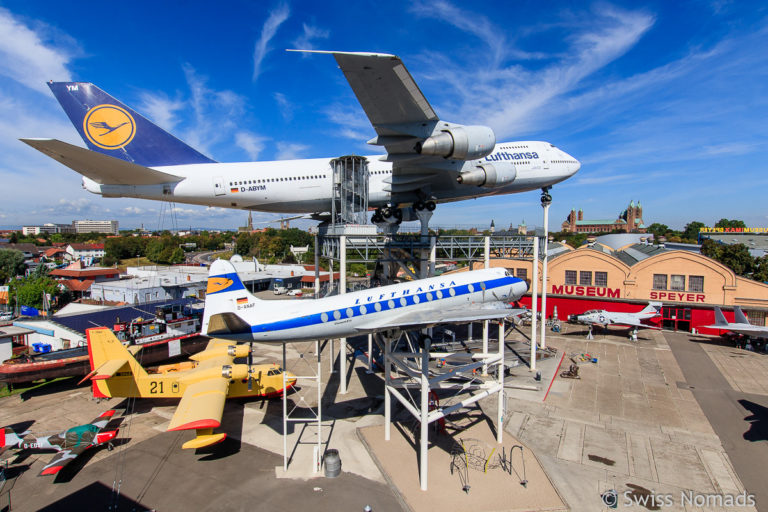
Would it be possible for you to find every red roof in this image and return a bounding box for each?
[44,247,67,257]
[301,272,340,283]
[51,268,120,278]
[61,279,95,292]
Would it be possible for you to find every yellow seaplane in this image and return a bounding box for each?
[82,327,296,449]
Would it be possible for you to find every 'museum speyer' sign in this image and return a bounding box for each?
[551,285,619,298]
[552,285,706,303]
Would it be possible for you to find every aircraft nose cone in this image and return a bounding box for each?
[511,279,528,300]
[566,152,581,177]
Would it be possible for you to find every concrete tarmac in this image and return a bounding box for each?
[665,332,768,510]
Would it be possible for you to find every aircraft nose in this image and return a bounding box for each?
[511,279,528,300]
[566,152,581,177]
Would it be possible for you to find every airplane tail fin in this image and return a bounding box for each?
[86,327,149,398]
[713,306,729,327]
[640,301,663,315]
[47,82,216,167]
[202,259,258,338]
[0,427,29,453]
[734,306,750,325]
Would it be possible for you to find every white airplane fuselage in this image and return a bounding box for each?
[84,141,579,213]
[203,266,528,343]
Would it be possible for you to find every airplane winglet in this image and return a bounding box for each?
[167,419,221,432]
[39,465,63,476]
[286,49,397,58]
[180,429,227,450]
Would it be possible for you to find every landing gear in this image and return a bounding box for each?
[540,187,552,206]
[372,206,403,224]
[413,200,436,212]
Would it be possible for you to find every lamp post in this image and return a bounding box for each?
[540,187,552,350]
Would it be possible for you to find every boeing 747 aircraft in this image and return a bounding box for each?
[21,52,580,223]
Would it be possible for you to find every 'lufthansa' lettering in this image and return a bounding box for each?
[485,151,539,162]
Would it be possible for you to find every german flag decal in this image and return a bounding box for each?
[236,297,248,305]
[230,187,239,193]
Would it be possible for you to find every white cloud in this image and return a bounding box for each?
[273,92,293,122]
[178,64,247,158]
[291,23,329,52]
[252,3,290,82]
[276,142,309,160]
[139,92,185,132]
[0,8,74,94]
[235,131,268,160]
[324,103,372,140]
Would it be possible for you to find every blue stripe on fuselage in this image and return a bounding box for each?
[249,275,520,334]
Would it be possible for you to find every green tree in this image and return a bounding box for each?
[0,249,26,283]
[714,218,747,229]
[702,240,753,276]
[646,223,669,239]
[235,233,253,256]
[9,275,60,310]
[169,247,185,264]
[682,221,705,242]
[753,256,768,283]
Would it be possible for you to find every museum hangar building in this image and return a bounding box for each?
[466,233,768,333]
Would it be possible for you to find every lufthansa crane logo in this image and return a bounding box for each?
[206,277,234,294]
[83,104,136,150]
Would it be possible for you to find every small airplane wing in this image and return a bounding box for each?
[620,320,661,329]
[39,445,89,476]
[166,339,243,449]
[20,138,184,185]
[360,304,519,331]
[89,409,117,430]
[167,378,229,433]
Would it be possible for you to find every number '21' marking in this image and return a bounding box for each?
[150,381,164,394]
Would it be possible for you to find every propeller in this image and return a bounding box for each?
[247,341,254,391]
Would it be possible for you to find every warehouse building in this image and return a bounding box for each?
[464,236,768,333]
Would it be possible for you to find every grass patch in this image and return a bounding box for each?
[0,377,75,398]
[117,256,155,271]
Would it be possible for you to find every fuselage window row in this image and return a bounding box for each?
[313,281,493,324]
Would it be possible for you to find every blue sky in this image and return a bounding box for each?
[0,0,766,232]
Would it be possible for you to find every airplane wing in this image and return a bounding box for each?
[611,319,661,330]
[167,378,229,433]
[705,325,768,339]
[89,409,117,430]
[292,51,490,198]
[20,138,184,185]
[166,339,245,449]
[39,445,89,476]
[359,304,520,331]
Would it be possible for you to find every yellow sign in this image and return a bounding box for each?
[83,104,136,150]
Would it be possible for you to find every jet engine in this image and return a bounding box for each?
[416,125,495,160]
[456,161,516,187]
